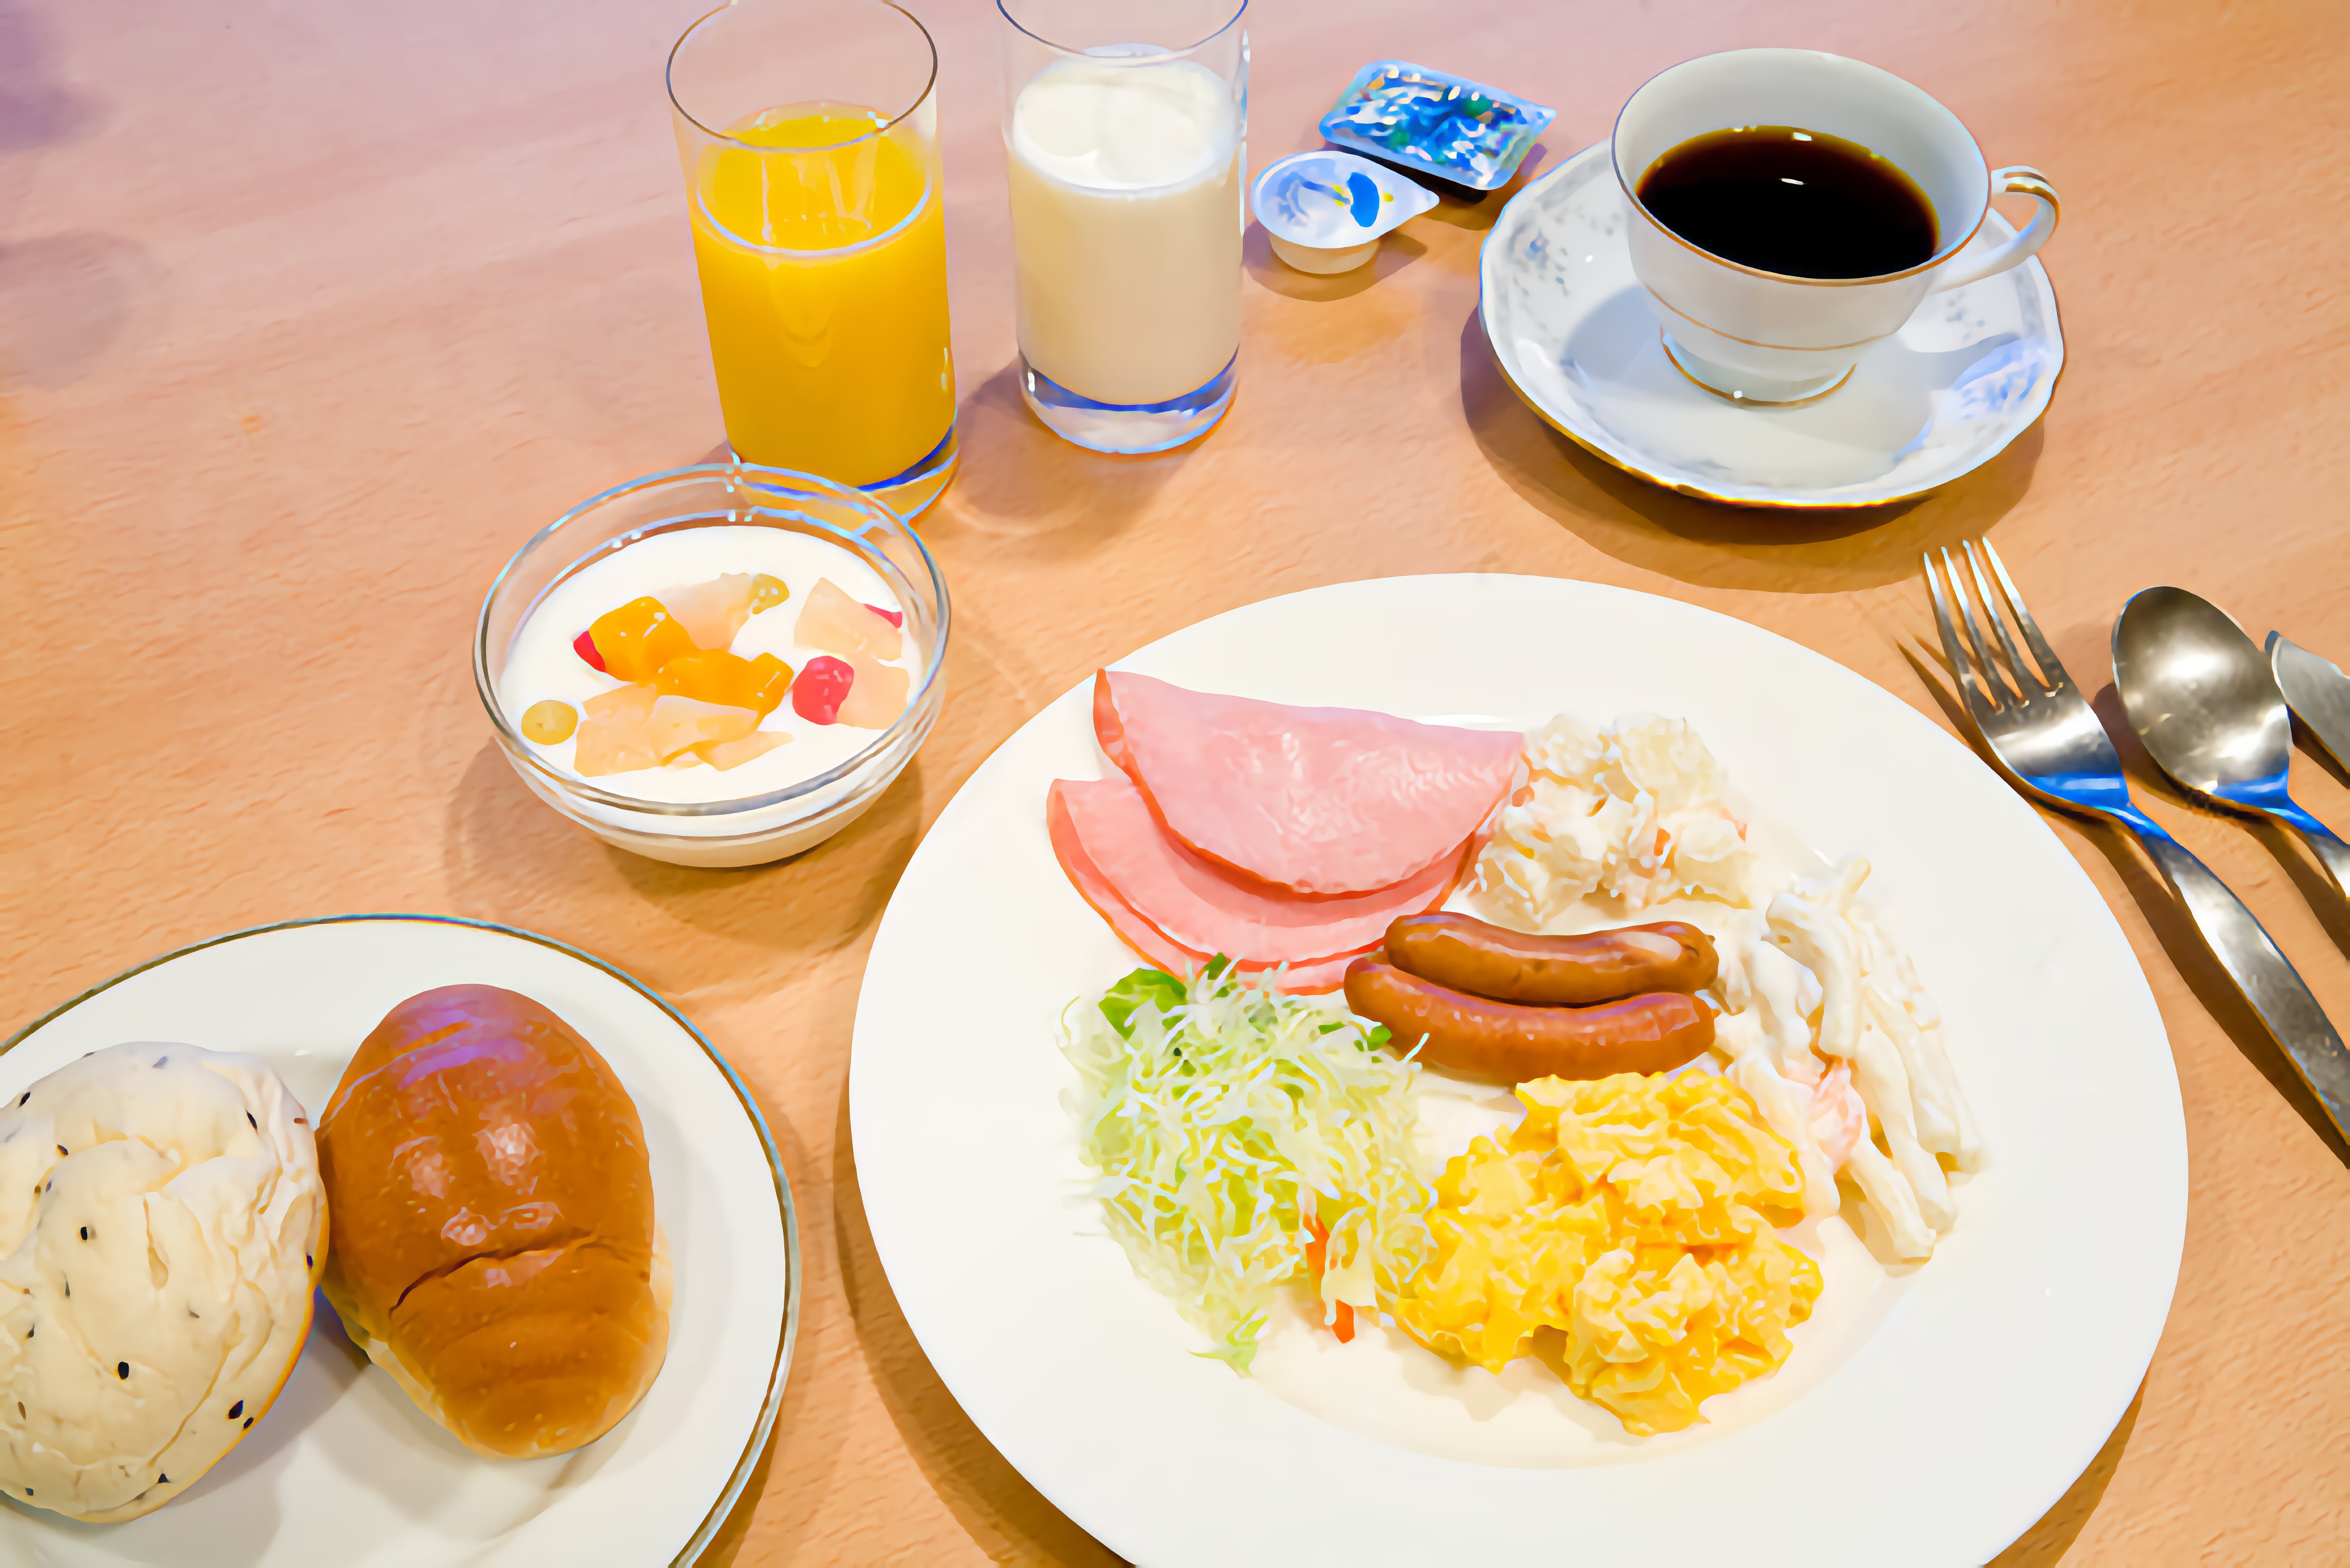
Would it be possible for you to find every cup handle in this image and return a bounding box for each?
[1929,166,2060,291]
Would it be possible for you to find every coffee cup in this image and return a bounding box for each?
[1614,48,2059,404]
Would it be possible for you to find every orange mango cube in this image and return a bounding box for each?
[587,597,697,682]
[653,649,795,715]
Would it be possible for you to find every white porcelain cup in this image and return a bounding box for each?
[1614,48,2059,404]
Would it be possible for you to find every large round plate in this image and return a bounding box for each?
[1480,141,2064,508]
[851,575,2183,1566]
[0,915,797,1566]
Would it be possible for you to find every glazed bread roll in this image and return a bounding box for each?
[317,985,669,1459]
[0,1042,325,1522]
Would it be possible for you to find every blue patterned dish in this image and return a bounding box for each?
[1317,60,1555,192]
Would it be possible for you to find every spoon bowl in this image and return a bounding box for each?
[2112,586,2294,809]
[2114,585,2350,895]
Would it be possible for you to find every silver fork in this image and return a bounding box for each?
[1926,539,2350,1139]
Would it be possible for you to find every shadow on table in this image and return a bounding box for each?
[598,759,927,945]
[1987,1382,2144,1565]
[0,1,99,152]
[2243,814,2350,964]
[832,1091,1127,1566]
[1245,221,1428,303]
[923,359,1190,557]
[1457,309,2043,593]
[442,742,927,990]
[1898,642,2350,1167]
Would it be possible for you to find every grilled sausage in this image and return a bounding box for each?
[1383,913,1717,1005]
[1343,958,1714,1082]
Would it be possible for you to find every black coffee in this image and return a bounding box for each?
[1634,125,1937,279]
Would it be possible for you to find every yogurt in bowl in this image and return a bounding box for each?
[475,463,949,867]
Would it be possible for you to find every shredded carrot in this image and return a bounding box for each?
[1303,1212,1357,1343]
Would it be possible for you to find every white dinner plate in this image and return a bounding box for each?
[1480,141,2064,508]
[850,574,2184,1567]
[0,915,797,1567]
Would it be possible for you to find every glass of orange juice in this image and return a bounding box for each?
[668,0,957,518]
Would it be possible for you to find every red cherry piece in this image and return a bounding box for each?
[573,629,607,672]
[791,655,855,725]
[864,603,904,629]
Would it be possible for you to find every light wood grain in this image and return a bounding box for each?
[2,0,2345,1560]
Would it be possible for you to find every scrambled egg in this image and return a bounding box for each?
[1387,1071,1821,1435]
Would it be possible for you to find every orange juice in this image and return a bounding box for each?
[687,104,955,487]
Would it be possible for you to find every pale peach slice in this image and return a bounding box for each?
[837,656,911,729]
[798,577,903,663]
[573,712,662,776]
[693,730,794,770]
[643,695,760,760]
[584,682,658,723]
[664,573,759,651]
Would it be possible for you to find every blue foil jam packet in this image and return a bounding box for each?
[1317,61,1556,192]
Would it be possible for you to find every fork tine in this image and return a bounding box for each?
[1923,550,2002,735]
[1974,537,2069,689]
[1940,545,2015,709]
[1960,539,2038,699]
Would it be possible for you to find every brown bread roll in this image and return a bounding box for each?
[317,984,669,1459]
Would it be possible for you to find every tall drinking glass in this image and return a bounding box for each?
[669,0,958,518]
[997,0,1248,454]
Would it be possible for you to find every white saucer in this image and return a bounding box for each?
[1480,141,2065,508]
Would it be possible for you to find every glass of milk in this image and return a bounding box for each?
[997,0,1248,454]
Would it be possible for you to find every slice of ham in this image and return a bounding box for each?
[1051,776,1462,963]
[1094,670,1521,896]
[1047,782,1373,994]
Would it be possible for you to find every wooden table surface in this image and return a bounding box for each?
[4,0,2346,1560]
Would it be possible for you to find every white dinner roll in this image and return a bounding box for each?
[0,1042,326,1522]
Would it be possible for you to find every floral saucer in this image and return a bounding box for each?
[1479,141,2064,508]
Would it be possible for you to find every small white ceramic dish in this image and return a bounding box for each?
[1252,150,1436,274]
[0,915,798,1566]
[1481,141,2064,508]
[851,574,2182,1566]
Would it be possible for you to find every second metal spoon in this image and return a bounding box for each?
[2113,586,2350,896]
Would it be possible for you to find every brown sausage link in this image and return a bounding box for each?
[1382,913,1718,1005]
[1343,958,1714,1083]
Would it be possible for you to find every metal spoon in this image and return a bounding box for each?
[2113,586,2350,896]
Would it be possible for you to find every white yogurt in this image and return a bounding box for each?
[499,525,919,806]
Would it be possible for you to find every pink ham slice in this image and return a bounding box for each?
[1047,781,1374,994]
[1050,776,1462,963]
[1094,670,1522,896]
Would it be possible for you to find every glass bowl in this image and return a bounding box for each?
[475,462,949,867]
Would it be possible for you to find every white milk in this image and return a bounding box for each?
[1007,55,1242,406]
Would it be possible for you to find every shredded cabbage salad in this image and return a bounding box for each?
[1061,962,1433,1370]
